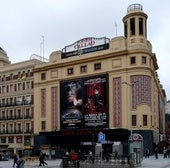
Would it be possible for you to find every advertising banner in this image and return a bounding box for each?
[60,80,83,129]
[83,76,108,127]
[60,75,108,129]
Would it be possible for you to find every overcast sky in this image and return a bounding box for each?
[0,0,170,100]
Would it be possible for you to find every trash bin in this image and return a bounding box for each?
[62,156,68,168]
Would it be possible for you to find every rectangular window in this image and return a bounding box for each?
[124,21,127,37]
[139,18,143,35]
[8,124,14,134]
[10,84,14,92]
[3,75,6,82]
[26,123,30,132]
[41,73,46,80]
[18,123,22,132]
[27,70,31,77]
[1,137,6,143]
[94,63,101,70]
[67,68,74,75]
[8,136,14,143]
[10,73,14,80]
[80,65,87,73]
[2,99,5,106]
[18,83,22,91]
[18,72,21,79]
[142,56,147,64]
[41,121,46,130]
[132,115,136,126]
[2,111,5,120]
[130,18,135,35]
[130,57,136,64]
[2,86,6,93]
[26,82,31,90]
[143,115,148,126]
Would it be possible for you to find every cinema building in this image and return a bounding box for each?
[33,4,166,156]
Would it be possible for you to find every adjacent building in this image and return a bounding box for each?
[0,49,42,156]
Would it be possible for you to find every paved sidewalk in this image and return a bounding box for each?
[0,159,62,168]
[1,154,170,168]
[141,154,170,168]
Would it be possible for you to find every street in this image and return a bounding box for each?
[0,154,170,168]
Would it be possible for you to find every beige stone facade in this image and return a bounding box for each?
[0,49,42,156]
[33,4,166,151]
[0,4,166,156]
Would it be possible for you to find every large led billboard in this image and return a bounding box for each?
[60,75,108,129]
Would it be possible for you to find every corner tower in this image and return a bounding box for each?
[122,4,150,50]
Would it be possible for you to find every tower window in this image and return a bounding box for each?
[139,18,143,35]
[130,57,136,64]
[130,18,135,35]
[142,56,147,64]
[41,73,46,80]
[124,21,127,37]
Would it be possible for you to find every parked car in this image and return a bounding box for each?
[0,154,9,161]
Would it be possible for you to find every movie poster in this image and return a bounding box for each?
[60,80,83,129]
[83,76,108,127]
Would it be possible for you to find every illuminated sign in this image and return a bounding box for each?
[62,37,110,58]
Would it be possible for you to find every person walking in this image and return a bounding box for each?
[154,146,158,159]
[12,153,18,167]
[16,155,25,168]
[39,151,48,167]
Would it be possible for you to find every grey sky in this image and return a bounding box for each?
[0,0,170,99]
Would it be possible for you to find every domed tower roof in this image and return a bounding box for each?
[0,47,11,67]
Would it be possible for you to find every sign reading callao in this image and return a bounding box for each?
[62,37,110,58]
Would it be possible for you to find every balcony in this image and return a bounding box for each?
[0,101,33,108]
[0,129,33,134]
[0,114,33,121]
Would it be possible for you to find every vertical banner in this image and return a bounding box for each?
[83,76,108,127]
[60,80,83,129]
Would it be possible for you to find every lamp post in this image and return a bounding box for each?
[22,99,25,155]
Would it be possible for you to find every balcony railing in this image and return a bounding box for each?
[0,115,33,121]
[0,101,33,108]
[0,129,33,134]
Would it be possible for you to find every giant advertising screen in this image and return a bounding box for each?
[60,75,108,129]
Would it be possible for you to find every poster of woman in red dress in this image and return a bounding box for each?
[84,75,108,127]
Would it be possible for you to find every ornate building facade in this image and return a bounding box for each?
[0,4,166,157]
[33,4,166,155]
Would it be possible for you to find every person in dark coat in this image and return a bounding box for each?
[154,146,158,159]
[39,151,48,166]
[13,153,18,167]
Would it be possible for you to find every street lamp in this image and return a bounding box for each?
[122,81,138,138]
[22,100,25,154]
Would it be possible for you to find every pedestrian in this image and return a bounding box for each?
[16,154,25,168]
[154,146,158,159]
[144,148,150,158]
[13,153,18,167]
[163,147,167,158]
[39,151,48,167]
